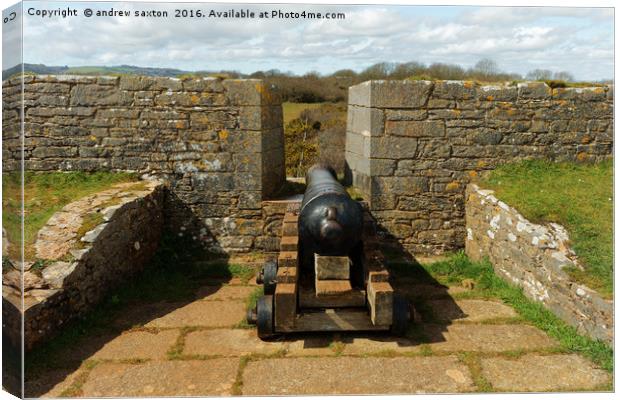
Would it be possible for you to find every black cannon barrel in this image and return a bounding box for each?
[299,164,364,257]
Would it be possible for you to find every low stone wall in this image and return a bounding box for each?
[2,180,164,350]
[465,184,613,344]
[345,80,613,254]
[2,74,285,253]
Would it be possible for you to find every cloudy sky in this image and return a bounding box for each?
[4,1,615,81]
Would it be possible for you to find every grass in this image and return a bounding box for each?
[2,171,139,260]
[282,102,324,125]
[391,252,613,372]
[482,159,612,297]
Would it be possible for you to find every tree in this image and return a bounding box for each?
[526,69,553,81]
[473,58,499,75]
[553,71,574,82]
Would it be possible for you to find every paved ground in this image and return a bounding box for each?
[24,262,611,397]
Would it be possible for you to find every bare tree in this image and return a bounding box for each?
[553,71,574,82]
[473,58,499,75]
[526,69,553,80]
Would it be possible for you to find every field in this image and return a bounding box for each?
[282,102,325,125]
[2,172,139,260]
[482,160,613,298]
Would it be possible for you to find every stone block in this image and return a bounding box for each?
[347,105,385,136]
[371,176,429,195]
[432,81,476,100]
[517,82,551,99]
[70,84,133,106]
[224,79,281,106]
[386,120,445,138]
[369,136,417,159]
[384,109,428,121]
[315,255,350,280]
[349,80,433,108]
[370,158,396,176]
[476,85,518,102]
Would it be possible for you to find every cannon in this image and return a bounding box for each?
[248,164,410,339]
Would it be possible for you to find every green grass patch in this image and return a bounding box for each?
[482,159,612,297]
[398,252,612,372]
[2,171,138,260]
[282,102,324,125]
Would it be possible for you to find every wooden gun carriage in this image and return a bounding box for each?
[247,165,410,339]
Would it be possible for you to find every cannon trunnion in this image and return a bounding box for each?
[248,164,411,339]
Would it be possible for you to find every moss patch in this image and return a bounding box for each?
[2,171,138,260]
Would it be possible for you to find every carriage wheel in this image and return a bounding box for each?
[257,295,276,340]
[262,260,278,295]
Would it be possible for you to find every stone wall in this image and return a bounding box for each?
[465,184,612,344]
[345,80,613,254]
[2,180,165,350]
[2,74,285,253]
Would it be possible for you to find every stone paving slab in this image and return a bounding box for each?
[427,299,518,322]
[81,359,239,397]
[283,334,338,356]
[242,356,476,395]
[90,330,180,360]
[424,324,557,353]
[183,329,286,356]
[143,301,246,328]
[194,285,256,301]
[395,283,469,299]
[480,354,611,392]
[340,334,421,355]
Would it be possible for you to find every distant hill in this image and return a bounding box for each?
[2,63,205,80]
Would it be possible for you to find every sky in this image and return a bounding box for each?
[3,1,615,81]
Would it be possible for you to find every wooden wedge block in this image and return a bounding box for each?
[315,280,352,296]
[315,254,350,280]
[275,283,297,331]
[280,236,299,252]
[367,281,393,326]
[278,251,298,268]
[299,283,366,308]
[283,213,299,223]
[294,309,387,332]
[282,221,298,237]
[276,266,297,284]
[368,270,390,283]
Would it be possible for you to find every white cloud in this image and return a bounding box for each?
[13,2,614,81]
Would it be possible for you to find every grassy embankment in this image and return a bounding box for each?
[2,172,139,260]
[481,160,612,298]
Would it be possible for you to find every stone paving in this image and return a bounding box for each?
[24,264,612,397]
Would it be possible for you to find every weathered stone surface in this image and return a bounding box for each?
[466,184,613,344]
[340,334,420,355]
[194,285,256,301]
[347,105,385,137]
[424,324,557,353]
[344,79,612,257]
[90,330,180,360]
[81,359,239,397]
[8,180,166,350]
[183,329,285,356]
[242,356,475,395]
[481,354,611,392]
[283,335,338,356]
[427,299,518,322]
[144,301,246,328]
